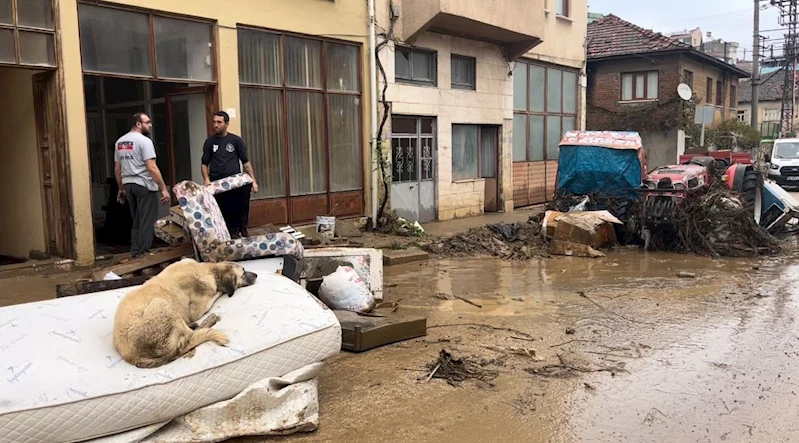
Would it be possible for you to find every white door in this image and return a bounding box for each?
[390,116,436,223]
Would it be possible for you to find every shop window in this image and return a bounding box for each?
[238,28,363,200]
[0,0,55,67]
[154,16,214,81]
[78,4,214,81]
[512,61,578,161]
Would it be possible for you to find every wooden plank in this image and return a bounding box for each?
[57,276,151,298]
[94,244,193,280]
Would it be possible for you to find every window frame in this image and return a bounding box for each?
[512,60,579,163]
[555,0,570,17]
[395,45,438,86]
[451,124,498,181]
[237,26,364,201]
[77,1,217,82]
[620,71,659,102]
[451,54,476,91]
[706,78,713,105]
[683,70,694,89]
[390,116,435,184]
[729,84,737,110]
[0,0,56,68]
[715,80,723,106]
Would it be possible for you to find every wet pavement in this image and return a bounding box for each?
[239,248,799,443]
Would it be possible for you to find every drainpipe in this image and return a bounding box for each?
[368,0,379,229]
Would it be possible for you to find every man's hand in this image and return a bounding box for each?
[203,178,211,186]
[252,182,259,194]
[117,189,126,204]
[160,189,170,204]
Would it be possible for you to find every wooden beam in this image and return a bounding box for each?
[93,243,193,281]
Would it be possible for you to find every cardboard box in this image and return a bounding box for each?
[552,211,621,249]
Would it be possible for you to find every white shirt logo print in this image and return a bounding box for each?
[213,144,219,153]
[226,143,235,153]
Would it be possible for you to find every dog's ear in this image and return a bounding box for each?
[214,265,238,297]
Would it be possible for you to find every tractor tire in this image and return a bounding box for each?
[739,167,759,208]
[609,198,635,245]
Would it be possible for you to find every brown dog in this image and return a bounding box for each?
[113,258,257,368]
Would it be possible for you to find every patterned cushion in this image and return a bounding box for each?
[173,174,304,262]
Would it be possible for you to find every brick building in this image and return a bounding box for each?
[586,15,749,169]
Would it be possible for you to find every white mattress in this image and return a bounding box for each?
[0,260,341,443]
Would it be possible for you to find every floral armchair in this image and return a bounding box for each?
[173,174,304,278]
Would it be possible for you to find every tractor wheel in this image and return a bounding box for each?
[609,198,635,244]
[739,167,759,208]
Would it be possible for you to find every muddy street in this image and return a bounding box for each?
[238,249,799,443]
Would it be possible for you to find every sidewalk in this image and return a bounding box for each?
[420,206,541,237]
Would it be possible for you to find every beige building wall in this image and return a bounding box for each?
[534,0,588,127]
[381,33,514,220]
[0,68,47,259]
[57,0,372,264]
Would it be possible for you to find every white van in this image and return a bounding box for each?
[766,138,799,188]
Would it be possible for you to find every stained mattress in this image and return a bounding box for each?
[0,260,341,443]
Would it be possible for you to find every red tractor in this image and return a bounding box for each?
[638,150,759,234]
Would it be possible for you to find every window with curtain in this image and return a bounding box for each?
[452,125,499,181]
[512,61,578,162]
[238,29,362,200]
[452,125,479,180]
[620,71,658,101]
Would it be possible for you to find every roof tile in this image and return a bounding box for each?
[587,14,692,59]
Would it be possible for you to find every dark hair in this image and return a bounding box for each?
[131,112,147,127]
[214,111,230,124]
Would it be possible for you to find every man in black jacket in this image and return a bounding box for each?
[201,111,259,238]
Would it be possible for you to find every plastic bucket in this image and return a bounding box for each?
[315,216,336,238]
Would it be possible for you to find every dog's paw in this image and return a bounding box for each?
[183,349,197,359]
[197,313,222,329]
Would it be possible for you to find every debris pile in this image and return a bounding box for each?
[425,349,500,387]
[376,211,425,237]
[641,186,780,257]
[423,221,547,260]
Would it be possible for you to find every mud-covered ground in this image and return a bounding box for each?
[3,207,799,442]
[238,248,799,443]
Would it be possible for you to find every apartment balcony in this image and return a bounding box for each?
[402,0,544,59]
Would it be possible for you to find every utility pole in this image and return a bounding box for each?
[752,0,761,130]
[774,0,799,136]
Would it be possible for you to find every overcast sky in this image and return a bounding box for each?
[589,0,783,61]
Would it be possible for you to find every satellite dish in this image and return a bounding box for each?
[677,83,693,101]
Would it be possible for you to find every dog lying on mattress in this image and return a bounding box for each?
[113,258,257,368]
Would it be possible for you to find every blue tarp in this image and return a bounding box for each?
[556,145,642,200]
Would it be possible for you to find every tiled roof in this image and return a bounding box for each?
[587,14,692,59]
[738,69,786,102]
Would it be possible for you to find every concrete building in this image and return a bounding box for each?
[703,37,739,65]
[586,15,749,169]
[737,70,797,138]
[0,0,373,264]
[668,28,703,48]
[376,0,587,221]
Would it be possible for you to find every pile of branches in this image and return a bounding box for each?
[644,185,780,257]
[425,349,500,387]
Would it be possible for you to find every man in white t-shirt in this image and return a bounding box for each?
[114,113,170,258]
